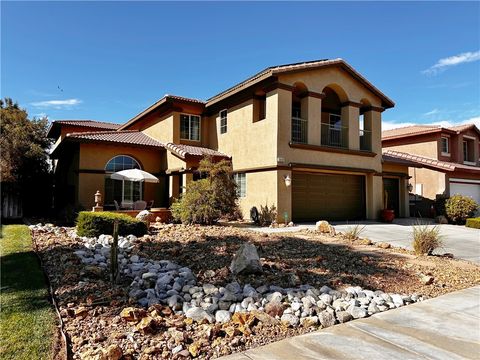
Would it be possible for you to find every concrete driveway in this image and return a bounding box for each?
[334,219,480,264]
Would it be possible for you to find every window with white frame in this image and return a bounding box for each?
[104,155,142,206]
[180,114,200,141]
[234,173,246,197]
[220,109,227,134]
[441,136,449,154]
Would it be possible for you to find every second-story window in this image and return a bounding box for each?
[180,114,200,141]
[441,136,449,154]
[220,109,227,134]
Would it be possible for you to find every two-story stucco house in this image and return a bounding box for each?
[49,58,413,222]
[382,124,480,206]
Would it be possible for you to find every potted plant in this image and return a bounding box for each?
[381,190,395,223]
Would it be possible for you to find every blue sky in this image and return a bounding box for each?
[2,1,479,130]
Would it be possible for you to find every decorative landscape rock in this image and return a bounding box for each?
[136,210,151,222]
[229,243,262,275]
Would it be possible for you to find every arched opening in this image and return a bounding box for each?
[359,99,372,151]
[291,82,309,143]
[104,155,143,208]
[321,85,348,148]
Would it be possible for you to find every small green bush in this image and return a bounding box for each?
[412,223,442,255]
[258,204,277,226]
[76,211,148,237]
[466,217,480,229]
[445,194,479,224]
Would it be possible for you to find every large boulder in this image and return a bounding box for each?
[315,220,336,235]
[230,243,262,275]
[136,210,152,222]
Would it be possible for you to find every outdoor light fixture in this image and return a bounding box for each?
[407,183,413,193]
[284,175,292,187]
[94,190,102,206]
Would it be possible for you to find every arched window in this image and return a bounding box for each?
[104,155,143,208]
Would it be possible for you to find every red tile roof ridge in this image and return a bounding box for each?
[66,130,138,137]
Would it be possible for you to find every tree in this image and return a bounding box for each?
[171,157,240,224]
[1,98,53,215]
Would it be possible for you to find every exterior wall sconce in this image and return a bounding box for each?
[407,183,413,193]
[284,175,292,187]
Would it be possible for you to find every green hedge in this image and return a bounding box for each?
[76,211,148,237]
[465,217,480,229]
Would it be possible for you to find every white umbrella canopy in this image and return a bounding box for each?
[110,169,159,183]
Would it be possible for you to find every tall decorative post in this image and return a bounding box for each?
[92,190,103,212]
[111,220,119,285]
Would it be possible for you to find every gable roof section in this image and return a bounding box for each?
[119,95,205,131]
[165,143,229,160]
[206,58,395,109]
[382,123,480,141]
[65,130,164,148]
[383,150,480,174]
[47,119,121,138]
[120,59,395,131]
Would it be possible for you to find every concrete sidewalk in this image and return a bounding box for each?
[221,286,480,360]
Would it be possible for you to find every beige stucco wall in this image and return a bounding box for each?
[77,143,165,209]
[383,140,439,160]
[278,68,383,107]
[207,92,279,169]
[409,167,446,200]
[237,170,279,221]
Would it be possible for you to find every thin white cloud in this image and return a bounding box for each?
[423,109,439,116]
[31,98,82,109]
[422,50,480,75]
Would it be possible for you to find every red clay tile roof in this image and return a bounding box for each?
[53,120,121,129]
[165,143,229,159]
[382,123,479,140]
[206,58,395,108]
[65,130,164,148]
[382,153,422,168]
[383,150,480,173]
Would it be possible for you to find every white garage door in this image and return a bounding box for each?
[450,179,480,215]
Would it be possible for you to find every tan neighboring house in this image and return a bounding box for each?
[49,58,413,222]
[382,124,480,207]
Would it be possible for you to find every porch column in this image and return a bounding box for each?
[366,174,383,220]
[307,95,322,145]
[342,104,360,150]
[365,108,383,154]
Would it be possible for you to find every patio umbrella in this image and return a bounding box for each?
[110,169,159,183]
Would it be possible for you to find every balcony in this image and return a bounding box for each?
[321,122,348,148]
[291,117,308,144]
[360,129,372,151]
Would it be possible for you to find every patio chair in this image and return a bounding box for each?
[134,200,147,210]
[147,200,154,209]
[114,200,120,210]
[121,201,134,210]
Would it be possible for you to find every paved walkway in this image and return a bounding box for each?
[221,286,480,360]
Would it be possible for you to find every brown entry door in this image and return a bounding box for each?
[383,178,400,216]
[292,172,366,222]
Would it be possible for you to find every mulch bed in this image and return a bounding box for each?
[32,224,480,359]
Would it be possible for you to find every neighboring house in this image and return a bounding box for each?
[382,124,480,207]
[49,58,413,222]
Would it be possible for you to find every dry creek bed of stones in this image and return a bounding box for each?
[30,223,480,360]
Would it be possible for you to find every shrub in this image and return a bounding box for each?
[412,223,442,255]
[76,211,148,237]
[445,194,479,224]
[258,203,277,226]
[171,157,239,225]
[343,224,366,242]
[466,217,480,229]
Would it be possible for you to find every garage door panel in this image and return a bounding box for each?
[292,172,365,222]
